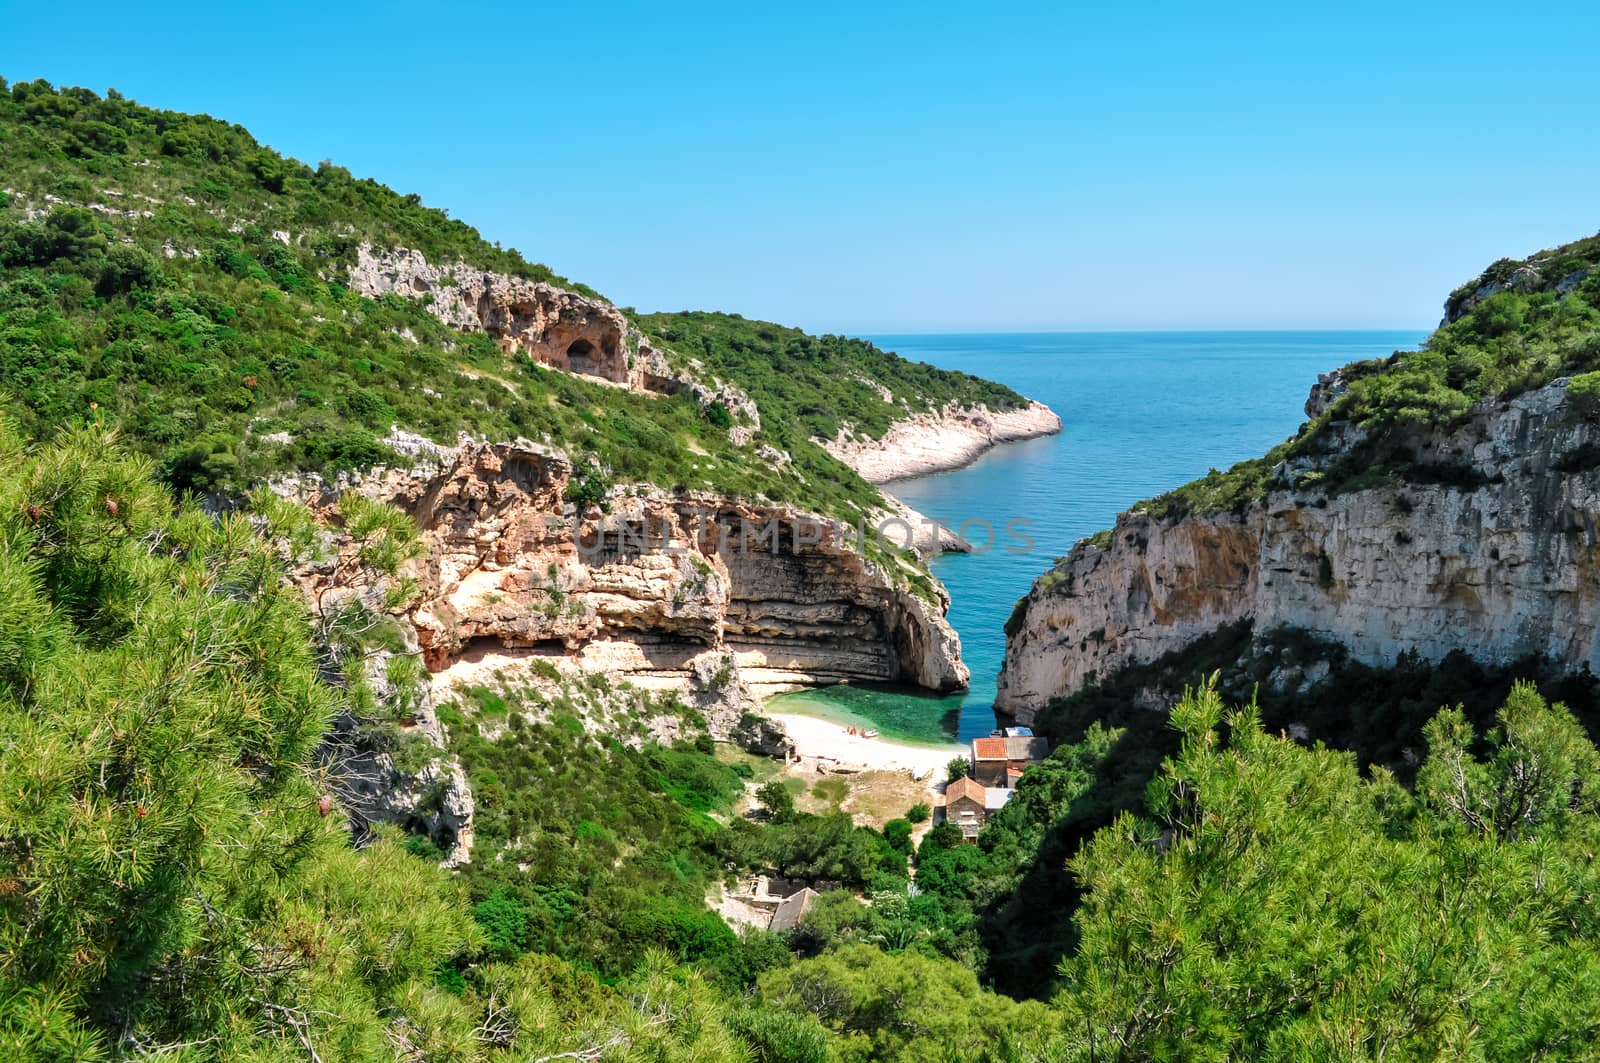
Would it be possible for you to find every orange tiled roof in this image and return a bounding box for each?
[946,776,987,803]
[973,737,1007,760]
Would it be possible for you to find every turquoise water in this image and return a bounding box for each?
[764,687,965,748]
[775,330,1428,743]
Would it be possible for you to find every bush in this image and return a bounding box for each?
[882,818,913,853]
[725,1004,833,1063]
[757,780,796,823]
[1569,371,1600,419]
[564,465,612,510]
[474,891,531,960]
[701,399,734,430]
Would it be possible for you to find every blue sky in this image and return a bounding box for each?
[5,1,1598,332]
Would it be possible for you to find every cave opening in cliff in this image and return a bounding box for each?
[442,634,571,672]
[642,373,686,397]
[565,338,602,376]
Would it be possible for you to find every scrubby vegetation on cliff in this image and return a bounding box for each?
[1136,231,1600,519]
[0,79,810,503]
[0,79,589,291]
[638,311,1028,446]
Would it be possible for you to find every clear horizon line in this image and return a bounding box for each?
[840,324,1435,338]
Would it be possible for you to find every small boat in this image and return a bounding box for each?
[862,730,879,739]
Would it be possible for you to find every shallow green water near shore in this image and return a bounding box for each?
[765,685,965,747]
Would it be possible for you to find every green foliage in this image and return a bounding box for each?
[703,926,797,991]
[929,723,1136,995]
[0,421,341,1050]
[882,818,913,853]
[725,1003,836,1063]
[985,623,1600,999]
[0,78,984,577]
[449,711,748,977]
[790,890,873,953]
[1417,681,1600,840]
[0,79,963,614]
[756,812,894,885]
[1057,680,1600,1058]
[639,311,1027,446]
[0,81,585,287]
[759,944,1064,1063]
[562,459,612,510]
[905,801,931,824]
[1036,622,1600,783]
[1138,452,1279,520]
[1569,369,1600,419]
[757,779,797,822]
[700,398,734,430]
[0,84,664,497]
[947,755,971,781]
[0,423,762,1061]
[473,890,531,961]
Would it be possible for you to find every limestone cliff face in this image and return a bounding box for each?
[825,400,1062,483]
[337,248,983,714]
[998,377,1600,722]
[348,443,967,709]
[349,246,760,437]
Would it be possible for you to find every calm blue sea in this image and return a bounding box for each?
[770,330,1427,744]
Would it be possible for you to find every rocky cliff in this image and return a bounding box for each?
[303,441,968,711]
[294,436,971,863]
[349,245,762,439]
[998,375,1600,723]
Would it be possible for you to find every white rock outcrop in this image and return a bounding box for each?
[825,400,1062,483]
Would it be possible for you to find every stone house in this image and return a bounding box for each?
[945,776,989,839]
[942,777,1014,841]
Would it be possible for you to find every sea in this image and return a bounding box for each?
[768,330,1427,746]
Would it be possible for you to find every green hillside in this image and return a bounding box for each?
[638,311,1027,446]
[0,78,1022,520]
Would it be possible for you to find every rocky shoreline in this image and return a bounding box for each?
[824,400,1062,484]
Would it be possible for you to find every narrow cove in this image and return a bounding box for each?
[767,329,1427,742]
